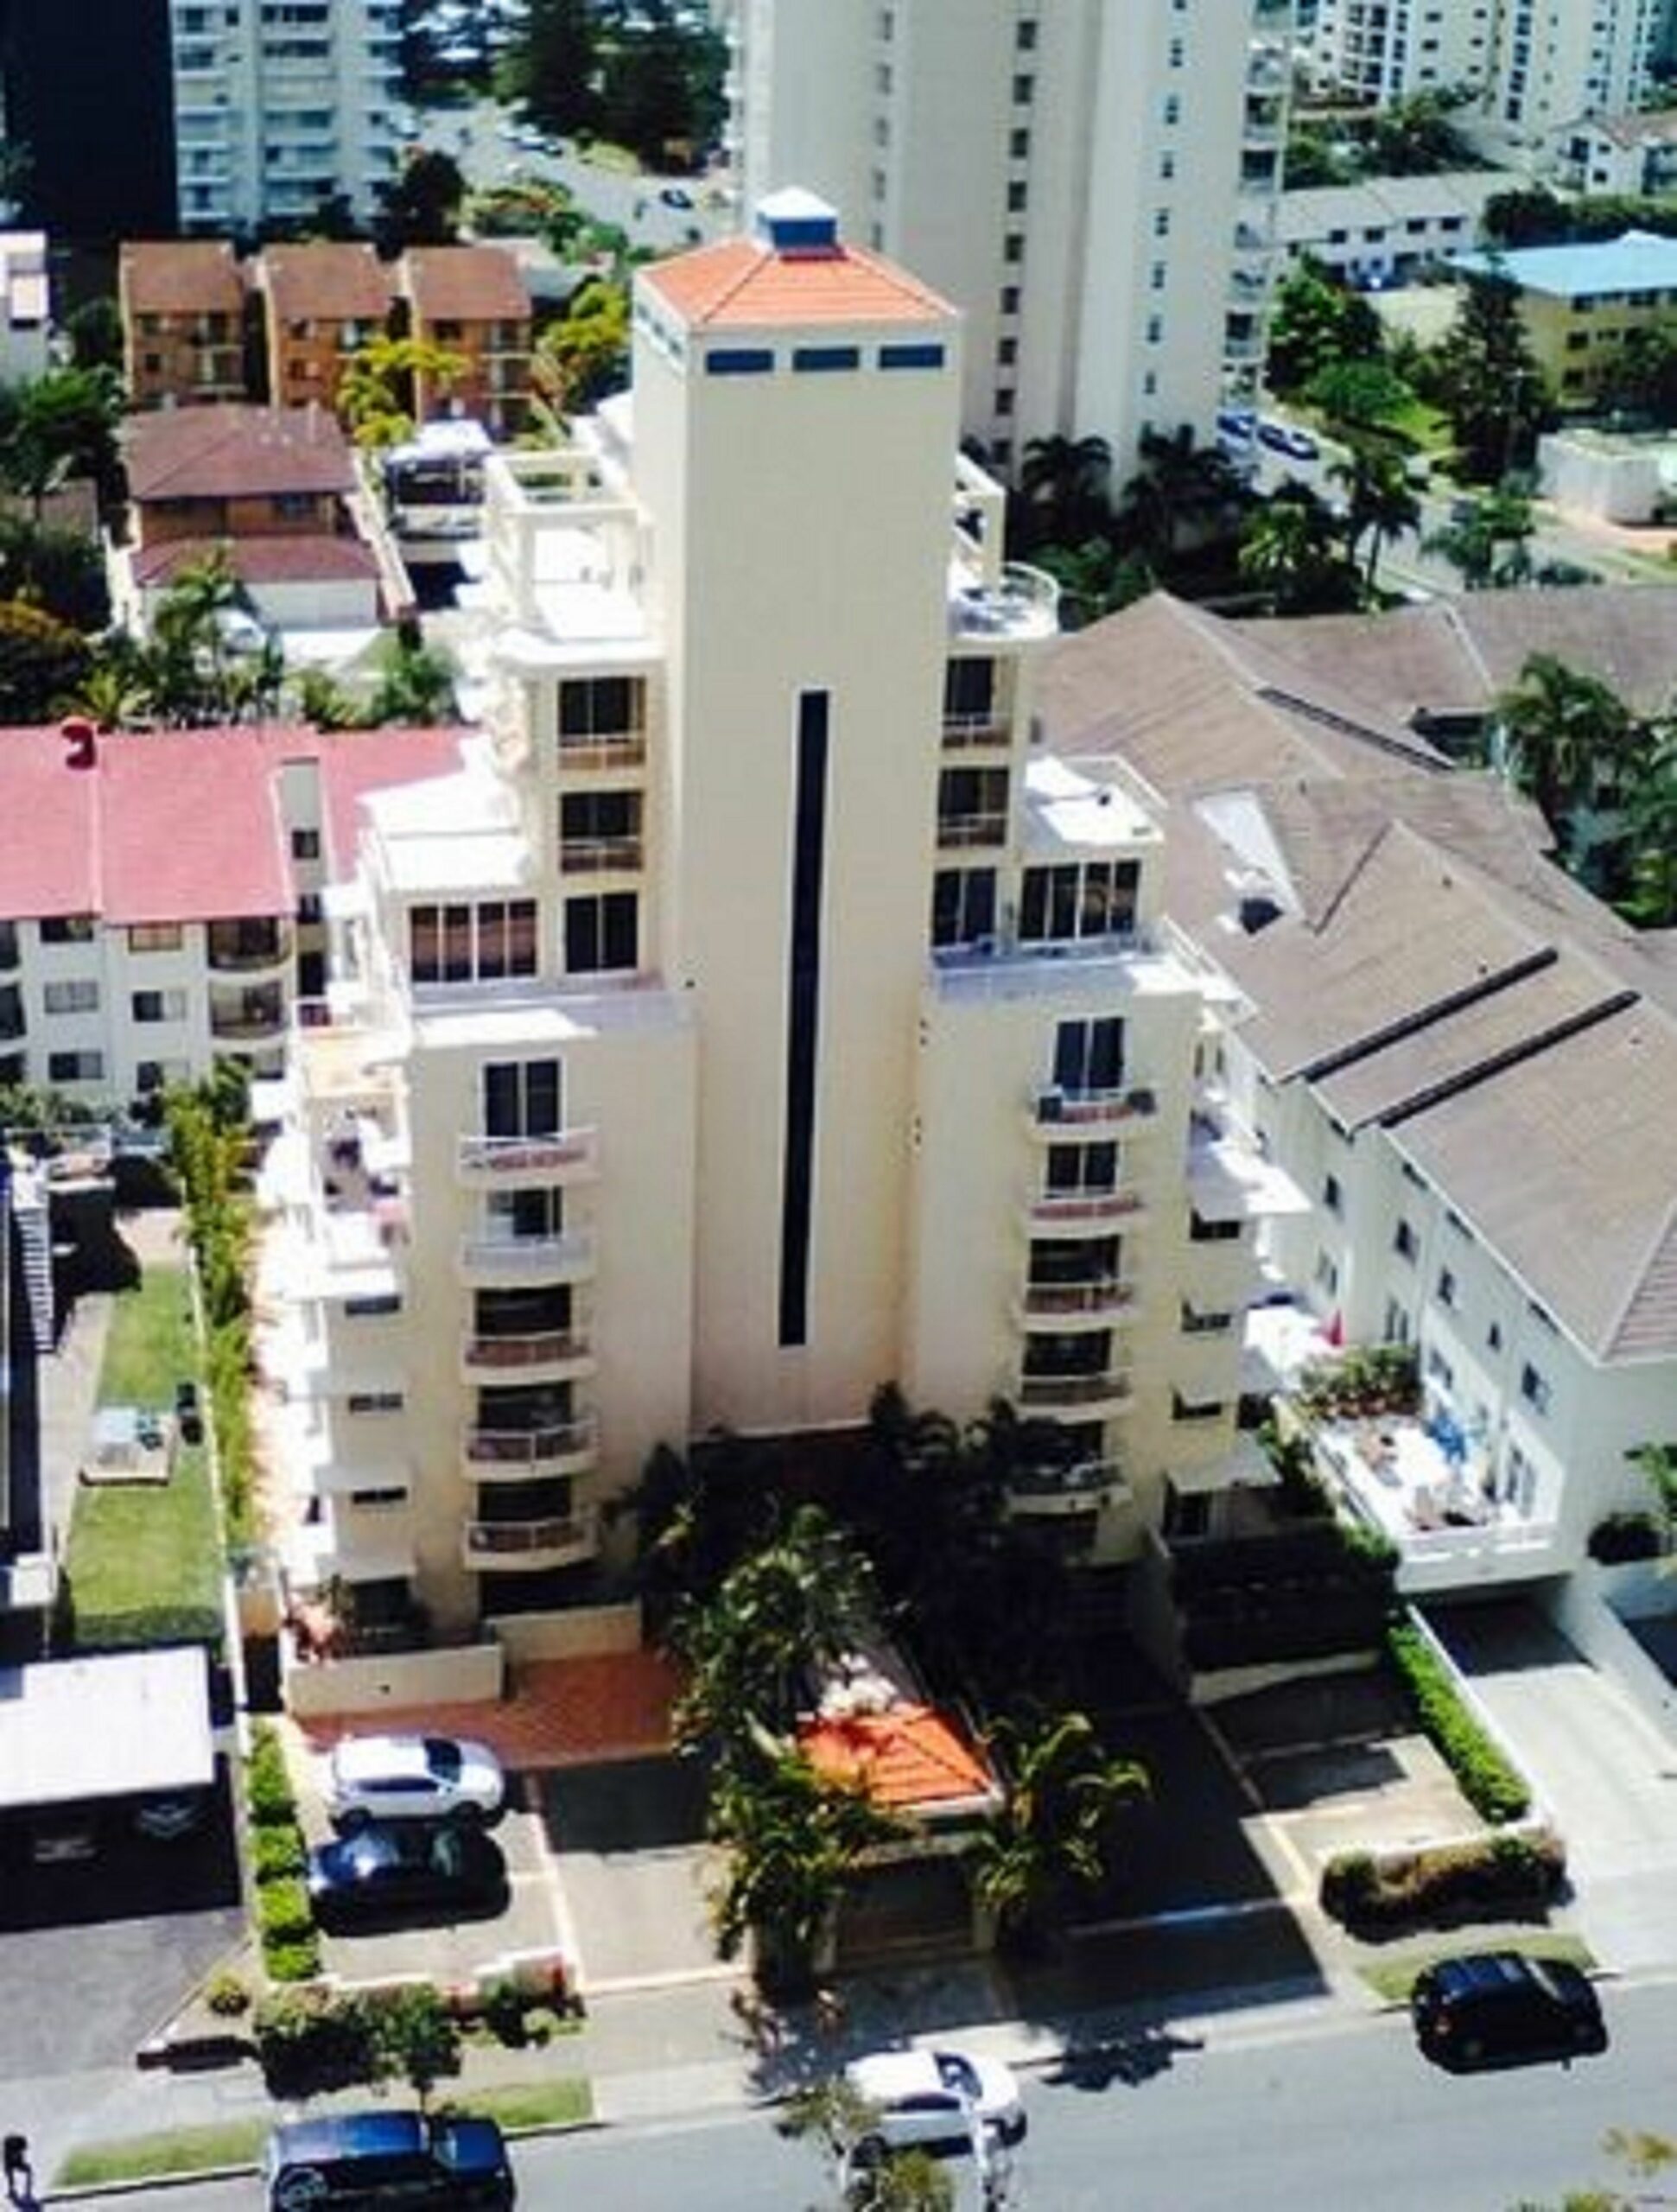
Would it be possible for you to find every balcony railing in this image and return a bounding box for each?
[1032,1084,1158,1128]
[557,734,646,772]
[456,1130,597,1178]
[461,1329,591,1372]
[461,1508,600,1567]
[560,836,644,874]
[1008,1457,1128,1500]
[940,714,1012,751]
[461,1415,597,1471]
[1017,1370,1134,1411]
[207,925,290,974]
[1027,1187,1145,1227]
[458,1230,594,1278]
[211,994,286,1040]
[1019,1277,1137,1319]
[936,813,1009,850]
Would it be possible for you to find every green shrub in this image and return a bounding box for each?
[252,1823,305,1884]
[204,1968,251,2018]
[253,1988,372,2097]
[1321,1828,1565,1932]
[256,1878,314,1948]
[264,1933,322,1986]
[245,1724,296,1826]
[480,1979,530,2047]
[1586,1512,1662,1565]
[1386,1622,1529,1822]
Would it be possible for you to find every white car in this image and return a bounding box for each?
[844,2048,1026,2152]
[324,1733,506,1828]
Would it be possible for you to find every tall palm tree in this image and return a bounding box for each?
[1620,728,1677,924]
[972,1707,1149,1949]
[1236,489,1344,610]
[1118,427,1244,564]
[1496,652,1637,845]
[1019,432,1113,548]
[1422,484,1534,592]
[1330,443,1420,599]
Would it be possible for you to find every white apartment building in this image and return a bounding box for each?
[257,194,1288,1660]
[1310,0,1662,143]
[717,0,1293,482]
[0,725,459,1109]
[0,231,48,384]
[170,0,403,235]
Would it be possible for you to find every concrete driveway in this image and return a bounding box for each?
[535,1757,724,1991]
[1425,1599,1677,1968]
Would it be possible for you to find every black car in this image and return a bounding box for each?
[264,2108,515,2209]
[175,1379,204,1446]
[1411,1951,1606,2072]
[307,1820,508,1932]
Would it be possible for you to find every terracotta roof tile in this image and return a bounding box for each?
[121,239,245,316]
[124,404,354,503]
[130,535,380,589]
[399,245,531,323]
[645,237,951,329]
[259,243,393,324]
[799,1704,996,1811]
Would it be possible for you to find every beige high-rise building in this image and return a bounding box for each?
[717,0,1293,481]
[259,197,1286,1669]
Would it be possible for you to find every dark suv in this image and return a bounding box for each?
[1411,1952,1606,2072]
[264,2110,515,2209]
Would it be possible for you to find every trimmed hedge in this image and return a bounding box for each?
[1586,1512,1663,1565]
[1386,1622,1529,1823]
[1322,1829,1565,1935]
[244,1720,322,1981]
[256,1878,314,1948]
[251,1823,306,1884]
[246,1722,296,1827]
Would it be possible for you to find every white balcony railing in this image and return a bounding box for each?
[1032,1084,1159,1128]
[461,1415,597,1471]
[1018,1277,1138,1319]
[1008,1457,1128,1502]
[1027,1186,1146,1227]
[557,734,646,772]
[461,1506,600,1567]
[461,1329,591,1372]
[936,813,1009,850]
[458,1231,594,1278]
[456,1129,597,1178]
[560,836,644,874]
[1017,1370,1134,1411]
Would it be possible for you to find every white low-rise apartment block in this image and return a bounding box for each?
[1310,0,1663,144]
[0,725,457,1107]
[1042,594,1677,1599]
[717,0,1293,481]
[256,194,1290,1663]
[0,231,48,384]
[170,0,403,234]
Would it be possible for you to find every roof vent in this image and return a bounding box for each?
[755,186,841,257]
[60,716,98,771]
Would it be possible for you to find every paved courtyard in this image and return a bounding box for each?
[536,1756,724,1991]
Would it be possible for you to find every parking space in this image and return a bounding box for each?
[535,1756,722,1988]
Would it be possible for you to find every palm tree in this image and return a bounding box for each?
[1620,730,1677,924]
[972,1707,1149,1949]
[708,1738,904,1999]
[1236,488,1344,610]
[147,547,245,724]
[1117,427,1244,565]
[1496,652,1637,847]
[64,653,154,732]
[1019,432,1113,548]
[1330,443,1420,599]
[363,632,458,726]
[1625,1442,1677,1548]
[1422,484,1534,592]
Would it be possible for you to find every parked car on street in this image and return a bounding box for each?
[175,1379,203,1446]
[844,2049,1026,2152]
[659,184,695,208]
[324,1732,506,1828]
[1411,1952,1607,2072]
[1216,406,1257,444]
[1257,418,1319,461]
[264,2109,515,2209]
[307,1820,508,1931]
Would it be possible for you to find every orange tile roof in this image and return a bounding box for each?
[399,245,531,323]
[121,238,245,316]
[799,1704,998,1812]
[645,237,952,329]
[261,242,392,324]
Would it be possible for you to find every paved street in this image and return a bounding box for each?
[124,1975,1677,2211]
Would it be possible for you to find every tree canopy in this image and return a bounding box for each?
[1431,270,1550,481]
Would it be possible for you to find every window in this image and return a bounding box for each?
[297,893,323,924]
[483,1058,562,1139]
[349,1486,408,1508]
[1172,1389,1225,1423]
[41,917,94,944]
[1019,860,1140,943]
[793,345,860,372]
[1519,1363,1551,1415]
[1487,1320,1502,1352]
[1159,150,1175,180]
[48,1050,104,1081]
[345,1293,403,1318]
[1051,1017,1124,1098]
[996,336,1018,366]
[930,868,998,950]
[1180,1301,1234,1336]
[1000,285,1021,315]
[558,675,640,742]
[290,828,321,860]
[136,1058,188,1094]
[1164,94,1181,124]
[1012,73,1034,102]
[1394,1218,1418,1261]
[943,658,997,724]
[565,891,638,975]
[129,923,183,953]
[346,1389,403,1415]
[1015,18,1036,47]
[410,899,537,984]
[1189,1210,1242,1243]
[1425,1346,1455,1391]
[43,980,98,1014]
[1323,1173,1343,1215]
[706,347,774,376]
[273,492,315,520]
[1169,37,1185,66]
[1045,1141,1119,1196]
[880,342,945,370]
[1007,181,1027,213]
[131,988,187,1023]
[1146,316,1163,345]
[1009,128,1030,157]
[1314,1250,1339,1295]
[1151,262,1166,292]
[560,790,641,868]
[1003,232,1024,264]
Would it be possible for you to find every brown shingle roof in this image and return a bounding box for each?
[120,239,245,316]
[130,534,378,588]
[123,404,354,502]
[398,245,530,323]
[259,243,392,325]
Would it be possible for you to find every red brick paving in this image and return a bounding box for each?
[296,1649,682,1771]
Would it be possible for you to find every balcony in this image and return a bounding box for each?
[460,1328,594,1381]
[1029,1083,1158,1132]
[1025,1186,1146,1231]
[1016,1370,1134,1415]
[461,1416,598,1480]
[560,836,644,874]
[936,812,1008,851]
[211,986,286,1042]
[941,714,1012,753]
[948,562,1060,643]
[1007,1458,1130,1516]
[458,1231,594,1284]
[461,1506,600,1572]
[207,921,291,975]
[1313,1420,1566,1598]
[1015,1276,1138,1328]
[456,1130,598,1184]
[557,734,646,774]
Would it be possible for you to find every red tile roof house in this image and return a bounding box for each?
[251,243,396,414]
[115,404,398,634]
[0,721,462,1102]
[118,240,248,412]
[394,245,534,439]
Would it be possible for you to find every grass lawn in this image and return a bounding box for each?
[54,2118,269,2189]
[63,1266,223,1646]
[445,2078,595,2132]
[1357,1931,1595,2006]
